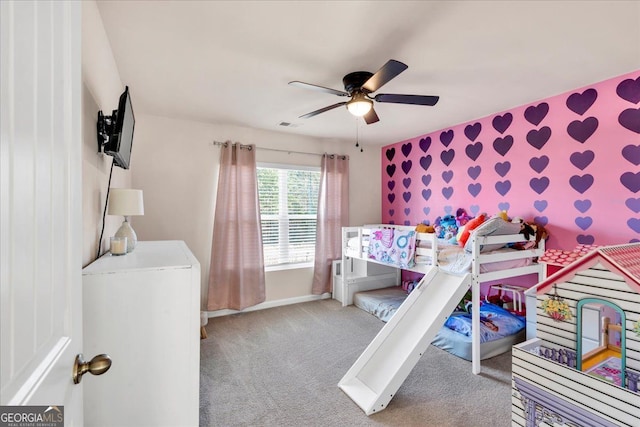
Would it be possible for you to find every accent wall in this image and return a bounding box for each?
[381,70,640,250]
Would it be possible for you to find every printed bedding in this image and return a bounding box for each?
[353,286,526,360]
[367,228,416,269]
[351,234,533,274]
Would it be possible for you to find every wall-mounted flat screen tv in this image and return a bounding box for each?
[104,86,135,169]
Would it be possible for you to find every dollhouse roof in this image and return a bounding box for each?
[534,243,640,295]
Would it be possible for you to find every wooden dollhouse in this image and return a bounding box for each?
[512,243,640,426]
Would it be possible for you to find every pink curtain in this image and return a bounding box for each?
[312,154,349,295]
[207,142,265,310]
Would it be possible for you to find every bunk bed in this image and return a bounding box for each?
[335,220,546,374]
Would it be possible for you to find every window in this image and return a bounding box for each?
[257,163,320,269]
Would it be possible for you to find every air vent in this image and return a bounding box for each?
[278,122,299,128]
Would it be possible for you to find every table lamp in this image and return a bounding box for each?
[108,188,144,253]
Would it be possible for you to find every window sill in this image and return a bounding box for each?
[265,262,313,272]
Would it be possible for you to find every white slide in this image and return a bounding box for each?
[338,267,471,415]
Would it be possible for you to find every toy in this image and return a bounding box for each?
[455,208,472,227]
[434,215,458,240]
[415,222,435,233]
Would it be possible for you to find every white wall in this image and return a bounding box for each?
[81,0,382,308]
[81,0,130,267]
[131,114,382,309]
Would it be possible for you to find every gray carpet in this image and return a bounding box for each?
[200,299,513,426]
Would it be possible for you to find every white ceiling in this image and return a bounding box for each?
[96,1,640,147]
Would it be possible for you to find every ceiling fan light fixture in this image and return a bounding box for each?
[346,94,373,117]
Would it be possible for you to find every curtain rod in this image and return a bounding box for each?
[211,140,331,158]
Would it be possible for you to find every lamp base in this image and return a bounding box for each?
[114,217,137,253]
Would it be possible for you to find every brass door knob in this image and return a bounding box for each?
[73,353,112,384]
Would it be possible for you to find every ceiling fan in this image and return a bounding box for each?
[289,59,439,124]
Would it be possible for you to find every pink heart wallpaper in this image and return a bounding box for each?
[381,70,640,249]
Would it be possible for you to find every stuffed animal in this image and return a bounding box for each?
[415,223,435,233]
[434,215,458,240]
[456,208,472,227]
[519,221,549,248]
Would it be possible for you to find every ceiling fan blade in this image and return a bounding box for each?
[299,102,347,119]
[289,81,349,97]
[364,107,379,125]
[361,59,408,93]
[374,93,440,106]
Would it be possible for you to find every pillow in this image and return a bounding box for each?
[444,302,525,341]
[464,216,521,252]
[458,214,486,247]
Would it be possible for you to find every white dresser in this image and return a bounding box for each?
[82,240,200,426]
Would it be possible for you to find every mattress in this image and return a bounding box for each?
[353,286,406,323]
[353,286,525,360]
[432,319,526,361]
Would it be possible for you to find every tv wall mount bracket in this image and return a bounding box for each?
[96,109,117,153]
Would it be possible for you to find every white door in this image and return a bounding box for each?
[1,1,83,424]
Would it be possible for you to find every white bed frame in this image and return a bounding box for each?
[336,223,546,374]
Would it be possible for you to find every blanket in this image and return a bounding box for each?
[368,228,416,269]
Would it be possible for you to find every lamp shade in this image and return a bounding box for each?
[108,189,144,216]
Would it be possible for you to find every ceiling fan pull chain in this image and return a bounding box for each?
[355,119,363,153]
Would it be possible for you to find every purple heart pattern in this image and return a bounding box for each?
[401,143,412,157]
[619,108,640,134]
[420,155,432,171]
[498,202,510,212]
[386,164,396,178]
[495,180,511,196]
[468,166,481,180]
[534,200,548,212]
[492,113,513,134]
[567,117,599,143]
[566,88,598,116]
[622,145,640,165]
[574,199,592,213]
[464,123,482,142]
[380,72,640,245]
[530,177,550,195]
[529,156,550,173]
[527,126,552,150]
[440,149,455,166]
[465,142,483,161]
[468,183,482,197]
[401,160,412,174]
[524,103,549,126]
[617,77,640,104]
[570,151,595,170]
[440,130,454,147]
[494,161,511,177]
[385,148,395,161]
[625,198,640,213]
[419,137,431,152]
[493,136,514,157]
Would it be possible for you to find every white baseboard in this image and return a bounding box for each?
[204,293,332,319]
